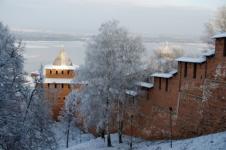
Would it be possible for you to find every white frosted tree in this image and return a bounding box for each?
[0,22,56,150]
[78,20,145,147]
[204,5,226,44]
[59,91,80,148]
[0,22,26,150]
[21,85,57,150]
[149,43,184,73]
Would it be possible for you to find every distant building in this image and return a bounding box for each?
[42,49,80,120]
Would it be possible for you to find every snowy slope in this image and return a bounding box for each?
[52,123,94,149]
[63,132,226,150]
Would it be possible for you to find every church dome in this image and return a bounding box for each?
[53,49,73,66]
[160,42,173,56]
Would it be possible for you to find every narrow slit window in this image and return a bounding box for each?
[205,62,207,78]
[50,70,52,74]
[165,79,168,92]
[193,63,197,79]
[146,90,149,100]
[56,71,58,74]
[61,84,64,88]
[184,62,187,78]
[68,85,70,89]
[55,84,57,88]
[62,71,64,74]
[67,70,70,75]
[47,83,50,88]
[224,38,226,56]
[159,78,161,90]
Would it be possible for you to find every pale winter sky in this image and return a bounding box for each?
[0,0,225,37]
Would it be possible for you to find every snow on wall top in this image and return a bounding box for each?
[169,69,178,75]
[125,90,138,96]
[151,69,177,78]
[44,64,79,70]
[43,78,74,84]
[176,56,206,63]
[152,73,172,78]
[136,82,154,88]
[202,49,215,57]
[76,81,88,85]
[212,32,226,39]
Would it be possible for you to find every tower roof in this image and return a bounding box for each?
[53,49,73,66]
[160,42,173,55]
[155,42,174,58]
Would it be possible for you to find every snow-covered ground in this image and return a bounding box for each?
[53,122,226,150]
[61,131,226,150]
[52,123,94,149]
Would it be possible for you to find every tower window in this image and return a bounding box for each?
[184,62,187,78]
[55,84,57,88]
[50,70,52,74]
[62,71,64,74]
[67,70,70,75]
[61,84,64,88]
[193,64,197,79]
[47,83,50,88]
[56,71,58,74]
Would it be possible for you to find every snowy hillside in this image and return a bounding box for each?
[62,132,226,150]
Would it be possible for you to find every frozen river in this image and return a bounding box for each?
[23,40,208,73]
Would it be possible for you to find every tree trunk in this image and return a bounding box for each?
[118,121,123,143]
[66,121,70,148]
[79,130,82,143]
[118,132,122,143]
[23,89,36,123]
[107,132,112,147]
[106,96,112,147]
[101,129,105,140]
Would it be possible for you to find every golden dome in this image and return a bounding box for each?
[160,42,173,56]
[53,49,73,66]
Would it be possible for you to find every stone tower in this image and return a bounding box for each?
[43,49,80,120]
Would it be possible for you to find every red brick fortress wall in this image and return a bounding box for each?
[122,37,226,140]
